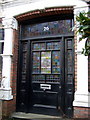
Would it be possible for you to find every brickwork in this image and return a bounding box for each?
[74,26,77,91]
[74,107,90,118]
[88,55,90,92]
[2,29,18,118]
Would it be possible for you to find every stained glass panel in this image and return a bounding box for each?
[47,42,60,50]
[32,75,45,82]
[33,43,45,50]
[52,51,60,73]
[41,52,51,74]
[22,42,27,51]
[32,52,40,73]
[68,75,73,83]
[22,19,73,39]
[46,75,60,83]
[67,39,72,49]
[67,50,73,73]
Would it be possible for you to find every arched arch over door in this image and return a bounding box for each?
[16,7,74,118]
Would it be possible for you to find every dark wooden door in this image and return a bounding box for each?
[29,38,64,116]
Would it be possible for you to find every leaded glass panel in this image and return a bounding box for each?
[47,41,60,50]
[32,75,45,82]
[33,43,45,50]
[46,75,60,83]
[52,51,60,73]
[22,19,73,39]
[67,75,73,83]
[22,42,28,51]
[32,40,61,83]
[32,52,40,73]
[67,50,73,73]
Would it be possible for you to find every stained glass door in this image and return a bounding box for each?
[31,39,64,115]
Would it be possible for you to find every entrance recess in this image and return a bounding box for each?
[17,18,74,117]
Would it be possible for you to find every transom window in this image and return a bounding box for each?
[22,19,73,39]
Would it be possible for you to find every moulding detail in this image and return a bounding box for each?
[0,88,13,100]
[2,17,18,30]
[73,91,90,107]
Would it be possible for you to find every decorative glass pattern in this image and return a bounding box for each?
[31,41,61,83]
[33,43,45,50]
[22,52,27,64]
[68,75,73,83]
[22,19,73,39]
[67,39,72,49]
[52,51,60,73]
[47,42,60,50]
[22,42,27,51]
[67,50,73,73]
[32,52,40,73]
[32,75,45,82]
[41,52,51,74]
[46,75,60,83]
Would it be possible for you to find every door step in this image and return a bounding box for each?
[11,112,67,120]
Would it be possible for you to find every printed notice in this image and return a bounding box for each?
[41,52,51,74]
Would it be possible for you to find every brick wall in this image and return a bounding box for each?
[88,55,90,92]
[74,107,90,118]
[2,29,18,118]
[73,18,77,92]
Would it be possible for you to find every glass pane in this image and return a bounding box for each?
[22,42,27,51]
[32,52,40,73]
[41,52,51,74]
[52,51,60,73]
[47,41,60,50]
[46,75,60,83]
[67,50,73,73]
[33,43,45,50]
[32,75,45,82]
[22,52,27,73]
[68,75,73,83]
[67,39,72,48]
[22,19,73,39]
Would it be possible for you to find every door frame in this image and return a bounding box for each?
[16,13,74,117]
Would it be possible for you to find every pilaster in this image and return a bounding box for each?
[0,17,18,100]
[73,34,90,107]
[73,4,90,108]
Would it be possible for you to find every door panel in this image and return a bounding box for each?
[31,39,63,111]
[65,38,74,117]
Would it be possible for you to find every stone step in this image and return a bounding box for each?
[11,112,71,120]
